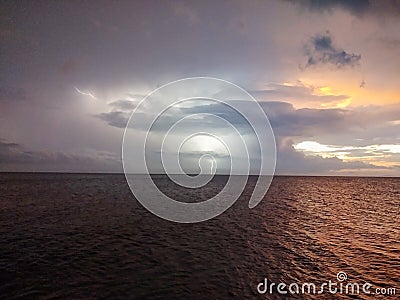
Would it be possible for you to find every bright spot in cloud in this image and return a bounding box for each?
[189,135,226,153]
[295,141,339,153]
[371,144,400,153]
[320,98,351,108]
[390,120,400,125]
[317,86,351,108]
[294,141,400,162]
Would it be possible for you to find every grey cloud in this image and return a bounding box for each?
[0,139,20,156]
[261,101,353,137]
[178,150,229,159]
[178,103,252,130]
[286,0,370,15]
[93,96,400,175]
[95,111,130,129]
[0,139,19,148]
[304,32,361,68]
[286,0,400,17]
[265,102,400,140]
[96,98,400,144]
[108,99,137,111]
[96,101,254,134]
[99,95,144,125]
[0,139,121,172]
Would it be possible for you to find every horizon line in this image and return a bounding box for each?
[0,171,399,179]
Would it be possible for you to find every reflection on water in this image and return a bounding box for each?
[0,173,399,299]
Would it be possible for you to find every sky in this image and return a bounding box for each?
[1,0,400,176]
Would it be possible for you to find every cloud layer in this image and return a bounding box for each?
[0,139,121,172]
[1,1,399,175]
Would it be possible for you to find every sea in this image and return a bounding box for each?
[0,173,399,299]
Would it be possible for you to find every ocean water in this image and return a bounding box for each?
[0,173,399,299]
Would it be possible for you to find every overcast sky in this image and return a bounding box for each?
[1,0,400,176]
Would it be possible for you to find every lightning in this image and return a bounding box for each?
[210,159,215,174]
[74,87,97,100]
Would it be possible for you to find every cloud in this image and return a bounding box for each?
[291,140,400,175]
[108,99,137,111]
[94,98,400,175]
[276,138,386,175]
[95,111,130,129]
[286,0,400,17]
[294,140,400,157]
[95,99,255,133]
[303,32,361,69]
[94,95,144,127]
[0,139,121,172]
[260,101,355,137]
[250,82,349,105]
[264,102,400,142]
[96,97,400,142]
[0,139,20,151]
[286,0,370,16]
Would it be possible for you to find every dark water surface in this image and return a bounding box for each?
[0,173,399,299]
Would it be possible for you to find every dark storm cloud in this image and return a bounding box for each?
[108,99,137,111]
[96,101,254,133]
[94,95,143,128]
[286,0,400,17]
[0,139,121,172]
[99,97,350,137]
[261,101,353,136]
[178,103,253,130]
[304,32,361,68]
[264,102,400,139]
[95,111,130,129]
[96,99,400,141]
